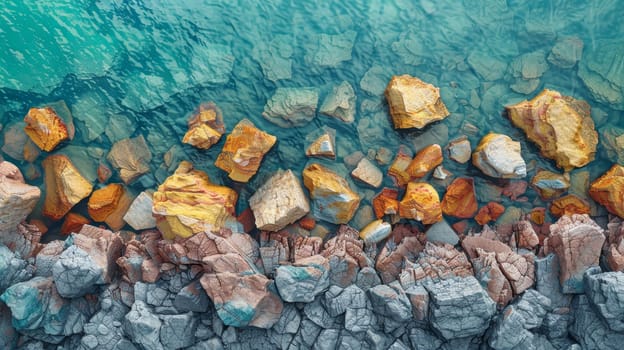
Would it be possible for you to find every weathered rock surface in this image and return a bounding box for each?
[577,39,624,110]
[584,269,624,332]
[400,242,473,286]
[475,202,505,225]
[375,225,423,284]
[387,145,413,187]
[42,155,93,221]
[447,136,471,164]
[0,243,34,293]
[570,295,624,349]
[368,282,412,322]
[123,300,163,350]
[506,89,598,170]
[550,194,590,217]
[319,81,356,123]
[385,75,449,129]
[372,188,399,219]
[406,144,443,179]
[351,157,383,188]
[107,135,152,185]
[263,87,319,127]
[275,255,330,302]
[215,119,276,183]
[589,164,624,218]
[473,133,527,179]
[441,177,478,219]
[123,191,157,231]
[0,161,40,233]
[321,225,373,287]
[471,248,513,307]
[303,163,361,224]
[399,182,442,224]
[24,102,74,152]
[87,183,133,231]
[182,102,225,150]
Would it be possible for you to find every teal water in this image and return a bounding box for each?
[1,0,624,231]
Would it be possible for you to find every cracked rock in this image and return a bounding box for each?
[275,255,330,303]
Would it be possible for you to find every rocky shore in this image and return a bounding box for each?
[1,75,624,350]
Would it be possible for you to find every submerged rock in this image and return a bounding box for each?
[182,102,225,150]
[303,163,361,224]
[351,157,383,188]
[577,39,624,110]
[589,164,624,218]
[385,75,449,129]
[306,30,356,67]
[548,36,583,68]
[23,101,75,152]
[306,129,336,159]
[0,161,40,233]
[262,87,319,127]
[319,81,356,123]
[42,155,93,221]
[107,135,152,185]
[399,182,442,224]
[472,133,527,179]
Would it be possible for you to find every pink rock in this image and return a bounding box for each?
[461,235,512,260]
[375,224,424,284]
[472,248,513,307]
[74,225,124,284]
[0,161,41,236]
[117,230,163,284]
[515,220,540,250]
[321,225,373,287]
[400,242,473,286]
[606,218,624,272]
[496,251,535,294]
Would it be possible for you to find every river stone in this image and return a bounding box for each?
[472,133,527,179]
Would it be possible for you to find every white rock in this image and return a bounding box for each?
[123,191,156,231]
[473,134,527,179]
[351,158,383,188]
[319,81,356,123]
[359,219,392,244]
[447,136,471,164]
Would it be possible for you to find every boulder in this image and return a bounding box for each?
[123,301,164,350]
[506,89,598,170]
[496,251,535,295]
[306,129,336,159]
[406,144,443,179]
[321,225,373,287]
[368,282,412,322]
[0,243,34,293]
[447,136,471,164]
[584,269,624,331]
[41,154,93,221]
[0,222,42,259]
[400,242,473,286]
[319,81,356,123]
[376,224,423,284]
[123,191,157,231]
[215,119,276,183]
[160,313,198,349]
[182,102,225,150]
[152,161,238,239]
[359,219,392,244]
[570,295,624,349]
[398,182,442,224]
[249,169,310,232]
[589,164,624,218]
[441,177,478,219]
[262,87,319,127]
[472,133,527,179]
[275,255,330,302]
[303,163,361,224]
[60,212,90,235]
[351,157,383,188]
[107,135,152,185]
[385,75,449,129]
[87,183,134,231]
[425,219,459,246]
[23,102,74,152]
[52,245,103,298]
[471,248,513,307]
[0,161,40,233]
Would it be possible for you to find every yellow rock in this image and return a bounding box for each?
[152,161,238,239]
[506,89,598,171]
[87,183,134,231]
[42,155,93,221]
[385,75,449,129]
[182,102,225,150]
[531,169,570,200]
[399,182,442,224]
[406,144,443,179]
[24,106,71,152]
[306,130,336,159]
[215,119,277,183]
[589,164,624,218]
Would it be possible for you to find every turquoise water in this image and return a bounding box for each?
[1,0,624,231]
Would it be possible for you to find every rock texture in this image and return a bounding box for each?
[263,87,319,127]
[182,102,225,150]
[351,157,383,188]
[584,269,624,332]
[589,164,624,218]
[87,183,133,231]
[107,135,152,185]
[42,155,93,221]
[473,133,527,179]
[385,75,449,129]
[306,130,336,159]
[0,161,40,233]
[123,191,157,231]
[23,102,74,152]
[275,255,330,302]
[215,119,276,183]
[372,188,399,219]
[531,169,570,200]
[506,89,598,170]
[399,182,442,224]
[359,219,392,244]
[303,163,361,224]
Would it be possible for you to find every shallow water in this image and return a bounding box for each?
[1,0,624,233]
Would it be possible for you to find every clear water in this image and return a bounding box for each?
[1,0,624,232]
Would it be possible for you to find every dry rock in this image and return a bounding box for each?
[0,161,40,233]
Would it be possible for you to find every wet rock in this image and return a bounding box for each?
[584,269,624,331]
[406,144,443,179]
[249,169,310,232]
[372,188,399,219]
[303,163,361,224]
[570,295,624,349]
[388,145,413,187]
[263,87,319,127]
[398,182,442,224]
[306,129,336,159]
[42,154,93,221]
[441,177,478,219]
[152,161,238,239]
[425,276,497,340]
[306,30,356,67]
[472,133,527,179]
[510,50,548,80]
[275,255,330,303]
[0,161,40,233]
[215,119,276,183]
[471,248,513,307]
[577,39,624,109]
[547,214,605,293]
[426,219,459,246]
[550,194,590,217]
[548,37,583,68]
[475,202,505,225]
[87,183,134,231]
[124,300,163,350]
[321,225,372,287]
[376,225,423,284]
[467,51,507,81]
[531,169,570,200]
[182,102,225,150]
[23,102,74,152]
[359,219,392,244]
[107,135,152,185]
[368,282,412,323]
[447,136,471,164]
[351,157,383,188]
[400,242,473,286]
[589,164,624,218]
[2,122,29,161]
[319,81,356,123]
[385,75,449,129]
[506,89,598,170]
[123,191,156,231]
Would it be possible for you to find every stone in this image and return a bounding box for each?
[23,102,74,152]
[406,144,443,179]
[306,129,336,159]
[548,37,583,68]
[152,161,238,239]
[547,214,605,293]
[510,50,549,79]
[368,282,412,322]
[249,169,310,232]
[372,188,399,219]
[215,119,276,183]
[303,163,361,224]
[0,161,40,233]
[321,225,372,287]
[0,243,34,293]
[425,276,496,340]
[160,313,198,349]
[496,251,535,295]
[41,155,93,221]
[506,89,598,170]
[398,182,442,224]
[531,169,570,200]
[359,219,392,244]
[472,133,527,179]
[535,254,570,309]
[2,122,29,161]
[123,191,156,231]
[0,222,42,259]
[73,225,123,284]
[275,255,330,303]
[124,300,163,350]
[589,164,624,218]
[375,225,423,284]
[182,102,225,150]
[577,39,624,109]
[550,194,590,217]
[570,295,624,349]
[475,202,505,225]
[52,245,103,298]
[447,136,471,164]
[471,248,513,307]
[351,157,383,188]
[319,81,356,123]
[387,145,413,187]
[400,242,473,286]
[441,177,478,219]
[462,236,512,260]
[107,135,152,185]
[426,219,459,246]
[262,87,319,127]
[467,51,507,81]
[409,328,443,350]
[87,183,134,231]
[606,219,624,272]
[515,220,539,250]
[385,75,449,129]
[0,302,17,349]
[584,269,624,332]
[60,212,90,235]
[306,30,356,67]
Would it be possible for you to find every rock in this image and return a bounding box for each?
[319,81,356,123]
[52,245,103,298]
[496,251,535,295]
[23,102,74,152]
[351,157,383,188]
[72,225,123,283]
[570,295,624,349]
[425,276,496,340]
[249,169,310,232]
[462,236,512,260]
[0,243,34,293]
[303,163,361,224]
[472,133,527,179]
[426,219,459,246]
[584,269,624,331]
[262,87,319,127]
[107,135,152,185]
[406,144,443,179]
[124,300,163,350]
[548,37,583,68]
[42,155,93,221]
[510,50,548,79]
[535,254,570,309]
[577,39,624,109]
[398,182,442,224]
[321,225,372,287]
[385,75,449,129]
[182,102,225,150]
[306,129,336,159]
[409,328,443,350]
[306,31,356,67]
[368,282,412,322]
[447,136,471,164]
[515,220,539,250]
[215,119,276,183]
[471,248,513,307]
[0,302,17,349]
[475,202,505,225]
[388,145,413,187]
[359,219,392,244]
[160,313,198,349]
[0,222,42,259]
[467,51,507,81]
[375,225,423,284]
[547,214,605,293]
[506,89,598,170]
[372,188,399,219]
[60,212,90,235]
[606,219,624,272]
[87,183,134,231]
[152,161,238,239]
[589,164,624,218]
[531,169,570,200]
[0,161,40,233]
[2,122,29,160]
[550,194,590,217]
[123,191,156,231]
[275,255,330,303]
[441,177,478,219]
[400,242,473,286]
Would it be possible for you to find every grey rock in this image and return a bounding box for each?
[319,81,356,123]
[160,313,198,349]
[123,191,156,231]
[366,329,394,350]
[388,340,410,350]
[123,300,164,350]
[584,269,624,331]
[426,220,459,246]
[298,318,322,348]
[548,37,583,69]
[0,302,17,350]
[272,303,301,335]
[53,245,102,298]
[34,240,65,277]
[306,31,356,67]
[404,285,429,323]
[514,289,552,330]
[313,329,340,350]
[337,330,369,350]
[356,267,382,291]
[488,305,535,350]
[186,338,224,350]
[174,280,210,313]
[0,243,34,293]
[408,328,443,350]
[425,276,496,340]
[535,254,571,308]
[345,302,376,333]
[275,255,330,303]
[304,297,342,329]
[221,326,237,344]
[262,87,319,127]
[541,311,571,341]
[569,295,624,350]
[368,282,412,323]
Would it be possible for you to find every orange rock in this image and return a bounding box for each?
[372,188,400,219]
[399,182,442,224]
[475,202,506,225]
[23,102,74,152]
[385,75,449,129]
[406,144,443,179]
[215,119,276,183]
[60,212,91,235]
[452,220,470,235]
[153,161,238,239]
[529,207,546,225]
[29,219,48,235]
[237,207,256,233]
[87,183,134,231]
[182,102,226,150]
[441,177,478,219]
[388,145,413,187]
[299,217,316,231]
[42,155,93,221]
[589,164,624,218]
[550,194,591,217]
